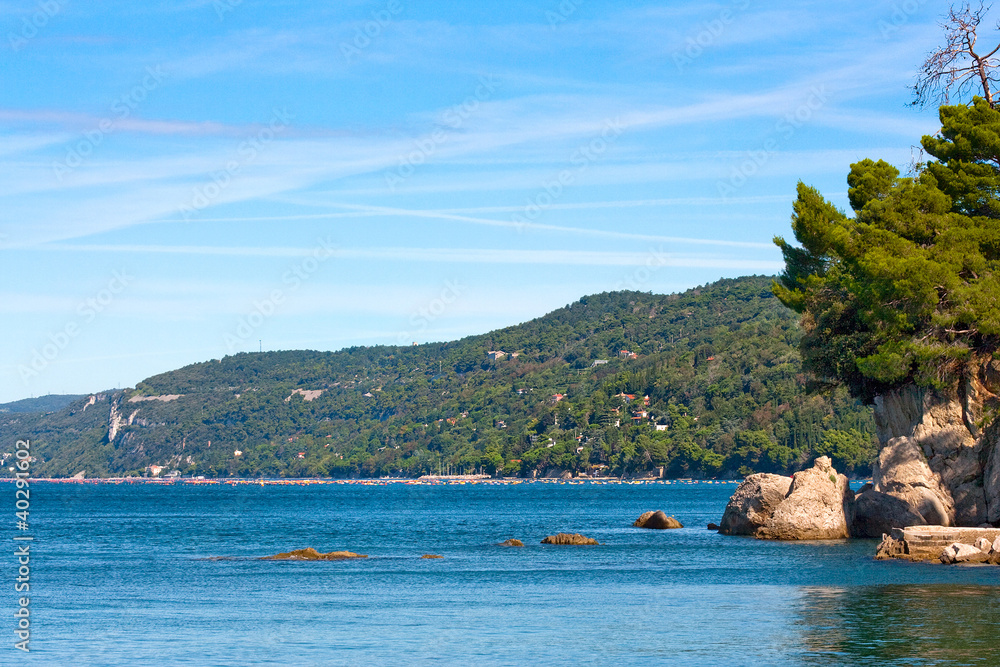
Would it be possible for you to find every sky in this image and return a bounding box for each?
[0,0,957,403]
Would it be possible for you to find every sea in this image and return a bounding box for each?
[11,478,1000,665]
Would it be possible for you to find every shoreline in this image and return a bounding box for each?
[0,476,751,486]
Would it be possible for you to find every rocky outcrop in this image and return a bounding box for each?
[718,473,792,536]
[852,484,926,538]
[871,436,953,526]
[499,539,524,547]
[541,533,599,545]
[876,526,1000,563]
[263,548,367,560]
[420,554,443,559]
[757,457,854,540]
[873,379,996,526]
[633,511,682,529]
[720,458,852,540]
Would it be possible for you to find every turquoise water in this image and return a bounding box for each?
[15,481,1000,665]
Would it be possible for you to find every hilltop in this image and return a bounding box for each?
[0,276,876,479]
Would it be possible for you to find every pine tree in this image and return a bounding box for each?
[774,97,1000,401]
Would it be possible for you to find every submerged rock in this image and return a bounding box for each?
[633,510,683,529]
[421,554,443,559]
[718,473,792,536]
[263,548,367,561]
[541,533,599,545]
[499,539,524,547]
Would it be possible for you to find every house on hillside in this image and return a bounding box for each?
[487,350,506,361]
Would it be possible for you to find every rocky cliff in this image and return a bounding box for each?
[870,362,1000,527]
[720,361,1000,539]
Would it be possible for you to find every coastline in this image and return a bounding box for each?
[0,476,749,486]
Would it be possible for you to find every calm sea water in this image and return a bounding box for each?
[11,480,1000,665]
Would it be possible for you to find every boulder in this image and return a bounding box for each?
[756,457,855,540]
[707,523,720,531]
[541,533,599,545]
[421,554,443,559]
[852,486,927,538]
[499,539,524,547]
[873,435,954,526]
[633,510,683,529]
[263,548,367,560]
[940,542,990,564]
[992,535,1000,554]
[975,537,993,553]
[718,473,792,536]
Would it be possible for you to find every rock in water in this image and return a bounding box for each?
[707,523,720,531]
[852,486,927,538]
[718,473,792,536]
[421,554,443,559]
[263,548,367,560]
[758,457,854,540]
[541,533,599,545]
[499,539,524,547]
[633,510,683,529]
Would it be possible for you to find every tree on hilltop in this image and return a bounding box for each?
[914,2,1000,109]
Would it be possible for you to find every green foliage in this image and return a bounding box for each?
[0,276,876,479]
[775,98,1000,401]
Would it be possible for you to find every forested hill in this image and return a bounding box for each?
[0,275,876,479]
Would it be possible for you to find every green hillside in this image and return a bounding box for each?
[0,394,85,414]
[0,276,876,479]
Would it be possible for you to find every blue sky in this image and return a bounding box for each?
[0,0,951,402]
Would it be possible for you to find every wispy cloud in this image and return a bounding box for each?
[39,243,781,269]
